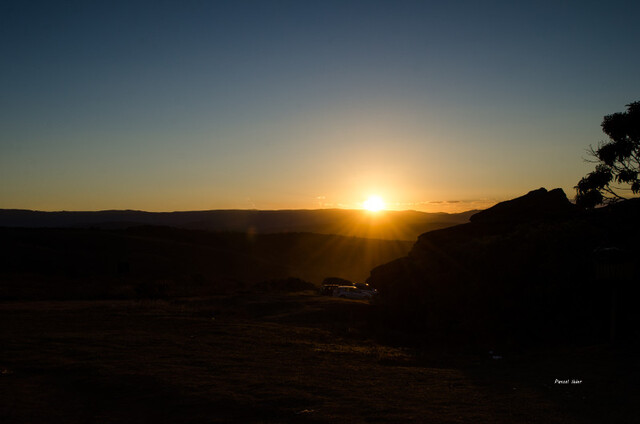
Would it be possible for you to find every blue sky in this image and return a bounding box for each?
[2,0,639,211]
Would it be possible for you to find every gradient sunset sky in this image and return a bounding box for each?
[2,0,639,212]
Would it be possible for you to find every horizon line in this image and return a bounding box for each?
[0,207,483,215]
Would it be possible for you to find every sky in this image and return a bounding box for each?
[1,0,639,212]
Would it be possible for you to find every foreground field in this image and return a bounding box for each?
[1,293,637,423]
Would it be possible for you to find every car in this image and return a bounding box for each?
[332,285,374,300]
[354,282,378,294]
[320,284,340,296]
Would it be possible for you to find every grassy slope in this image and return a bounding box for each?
[0,294,637,423]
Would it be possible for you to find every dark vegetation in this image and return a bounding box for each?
[0,227,411,301]
[576,101,640,207]
[0,208,475,241]
[368,188,640,348]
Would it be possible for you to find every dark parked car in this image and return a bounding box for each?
[320,284,340,296]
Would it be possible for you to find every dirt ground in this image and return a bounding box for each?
[1,292,638,423]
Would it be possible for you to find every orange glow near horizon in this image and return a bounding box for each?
[363,195,386,212]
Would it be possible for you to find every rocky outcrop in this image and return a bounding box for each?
[367,188,639,345]
[469,187,576,224]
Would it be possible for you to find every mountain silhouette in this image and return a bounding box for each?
[367,188,639,345]
[0,208,476,241]
[469,187,576,223]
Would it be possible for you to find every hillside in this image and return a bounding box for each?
[0,227,412,301]
[0,208,476,241]
[367,188,640,345]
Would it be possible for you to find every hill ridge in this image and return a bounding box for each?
[0,208,478,241]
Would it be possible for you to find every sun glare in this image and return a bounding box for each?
[363,195,385,212]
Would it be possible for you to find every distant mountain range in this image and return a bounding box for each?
[0,208,478,241]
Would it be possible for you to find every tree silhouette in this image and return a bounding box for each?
[575,101,640,208]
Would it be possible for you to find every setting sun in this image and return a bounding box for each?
[363,195,385,212]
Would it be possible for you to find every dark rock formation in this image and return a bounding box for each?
[367,188,639,346]
[469,187,577,224]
